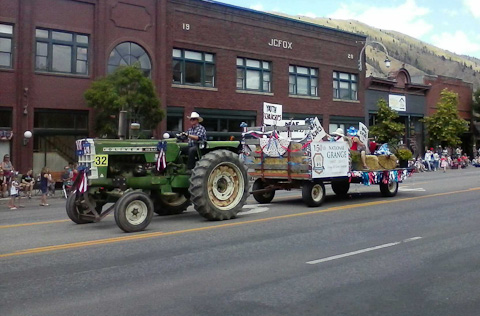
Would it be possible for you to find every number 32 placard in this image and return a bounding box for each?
[94,155,108,166]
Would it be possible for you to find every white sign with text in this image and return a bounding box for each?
[389,94,406,111]
[278,120,306,139]
[310,141,350,178]
[263,102,283,125]
[358,122,369,147]
[310,117,326,142]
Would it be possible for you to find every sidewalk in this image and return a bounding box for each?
[1,192,65,208]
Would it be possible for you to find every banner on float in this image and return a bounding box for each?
[310,141,350,178]
[263,102,282,125]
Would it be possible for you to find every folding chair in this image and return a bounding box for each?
[62,180,73,198]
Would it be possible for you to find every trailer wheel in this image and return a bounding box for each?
[114,191,154,232]
[189,150,249,220]
[331,179,350,196]
[66,193,95,224]
[153,193,191,215]
[380,181,399,197]
[252,179,275,204]
[302,181,326,207]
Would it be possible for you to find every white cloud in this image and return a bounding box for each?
[431,30,480,55]
[250,4,264,11]
[301,12,317,18]
[464,0,480,18]
[329,0,433,38]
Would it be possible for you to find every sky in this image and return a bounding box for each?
[214,0,480,59]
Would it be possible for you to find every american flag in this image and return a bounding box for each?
[156,141,167,172]
[78,170,88,193]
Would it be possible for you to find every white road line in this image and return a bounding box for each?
[240,205,270,215]
[399,188,426,192]
[306,236,422,265]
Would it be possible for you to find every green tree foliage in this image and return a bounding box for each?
[369,98,405,146]
[84,65,165,138]
[423,89,468,147]
[472,88,480,122]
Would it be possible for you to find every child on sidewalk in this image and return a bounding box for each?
[8,177,19,210]
[440,156,448,173]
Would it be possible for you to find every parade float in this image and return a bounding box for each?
[242,102,414,207]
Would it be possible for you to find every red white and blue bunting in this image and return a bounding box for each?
[348,169,414,186]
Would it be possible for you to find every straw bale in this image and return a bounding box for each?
[377,154,397,170]
[365,155,381,170]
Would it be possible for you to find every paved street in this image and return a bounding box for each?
[1,168,480,316]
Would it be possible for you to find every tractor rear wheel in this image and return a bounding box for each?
[114,191,154,232]
[66,193,96,224]
[189,150,249,220]
[153,192,191,215]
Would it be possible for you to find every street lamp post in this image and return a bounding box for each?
[357,40,391,72]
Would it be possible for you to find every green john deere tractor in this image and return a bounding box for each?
[66,135,249,232]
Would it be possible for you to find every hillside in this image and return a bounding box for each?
[278,14,480,91]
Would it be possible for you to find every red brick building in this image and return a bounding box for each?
[1,0,368,173]
[423,74,472,120]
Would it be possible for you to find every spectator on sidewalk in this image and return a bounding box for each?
[433,151,440,171]
[424,149,433,171]
[40,167,51,206]
[8,176,19,210]
[20,169,35,199]
[1,154,14,194]
[0,167,7,198]
[440,156,448,173]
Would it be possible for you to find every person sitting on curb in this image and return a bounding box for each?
[21,169,35,199]
[347,126,368,170]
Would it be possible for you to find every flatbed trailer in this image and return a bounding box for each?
[242,124,414,207]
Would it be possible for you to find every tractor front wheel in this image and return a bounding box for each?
[189,150,249,220]
[66,193,96,224]
[114,191,154,232]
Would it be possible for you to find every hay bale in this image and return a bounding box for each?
[290,142,303,150]
[377,154,397,170]
[365,155,381,170]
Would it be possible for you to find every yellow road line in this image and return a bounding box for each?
[0,219,71,229]
[1,187,479,259]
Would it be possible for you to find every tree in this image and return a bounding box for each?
[423,89,468,148]
[369,98,405,147]
[472,88,480,122]
[84,65,165,138]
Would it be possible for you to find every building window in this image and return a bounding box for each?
[289,65,318,96]
[108,42,152,77]
[172,49,215,87]
[236,57,271,92]
[333,71,357,100]
[0,24,13,68]
[166,106,184,132]
[199,108,256,140]
[35,28,89,75]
